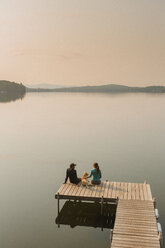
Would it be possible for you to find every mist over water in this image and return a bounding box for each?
[0,92,164,248]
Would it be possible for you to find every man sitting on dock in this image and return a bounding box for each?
[64,163,81,185]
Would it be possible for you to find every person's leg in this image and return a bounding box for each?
[75,178,81,185]
[91,180,101,185]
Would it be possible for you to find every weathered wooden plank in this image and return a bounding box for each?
[131,183,136,200]
[103,181,110,198]
[98,181,104,197]
[111,244,160,248]
[117,203,154,209]
[116,213,156,220]
[117,207,155,213]
[114,225,158,232]
[82,187,91,197]
[128,183,132,200]
[112,234,160,242]
[112,239,160,246]
[60,184,71,195]
[123,182,128,200]
[93,182,102,198]
[135,183,140,200]
[139,184,145,201]
[75,184,84,196]
[115,223,157,229]
[146,184,153,201]
[56,183,66,195]
[115,218,157,224]
[111,240,160,246]
[58,183,69,195]
[79,184,88,197]
[117,203,154,208]
[63,184,76,196]
[70,184,81,196]
[115,219,157,226]
[119,182,124,199]
[143,183,149,200]
[112,234,160,241]
[113,229,158,237]
[90,183,100,198]
[116,218,156,224]
[108,182,114,198]
[116,182,121,198]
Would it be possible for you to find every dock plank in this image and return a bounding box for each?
[103,181,110,198]
[123,182,128,200]
[146,184,153,201]
[128,183,132,200]
[131,183,136,200]
[139,184,144,200]
[115,182,121,199]
[143,183,149,200]
[108,182,114,199]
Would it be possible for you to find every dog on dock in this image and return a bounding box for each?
[81,172,89,187]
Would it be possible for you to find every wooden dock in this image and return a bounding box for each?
[55,181,162,247]
[55,181,153,202]
[111,199,160,248]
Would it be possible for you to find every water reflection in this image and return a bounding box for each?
[0,92,26,103]
[56,201,116,229]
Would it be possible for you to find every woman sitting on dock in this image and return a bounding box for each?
[88,162,102,185]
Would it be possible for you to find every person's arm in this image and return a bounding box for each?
[88,170,92,178]
[75,170,78,179]
[99,170,102,179]
[64,169,69,183]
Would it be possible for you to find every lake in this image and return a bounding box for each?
[0,92,164,248]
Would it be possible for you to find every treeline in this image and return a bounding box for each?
[0,81,26,102]
[27,84,165,93]
[53,84,165,93]
[0,80,26,93]
[1,81,165,94]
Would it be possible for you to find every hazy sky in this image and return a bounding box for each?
[0,0,165,86]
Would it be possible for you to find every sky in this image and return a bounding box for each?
[0,0,165,86]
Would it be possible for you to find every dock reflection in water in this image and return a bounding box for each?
[55,201,116,230]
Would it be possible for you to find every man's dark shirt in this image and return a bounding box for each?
[65,168,79,184]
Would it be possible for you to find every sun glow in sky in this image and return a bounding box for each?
[0,0,165,86]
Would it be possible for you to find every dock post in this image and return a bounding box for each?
[159,232,163,248]
[116,196,119,205]
[57,193,60,228]
[101,196,104,231]
[110,229,113,243]
[101,196,104,216]
[153,197,156,208]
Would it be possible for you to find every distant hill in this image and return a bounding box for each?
[0,80,26,93]
[1,81,165,94]
[26,83,66,89]
[27,84,165,93]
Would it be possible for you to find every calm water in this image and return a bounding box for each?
[0,92,164,248]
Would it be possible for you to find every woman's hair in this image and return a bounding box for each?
[93,162,100,173]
